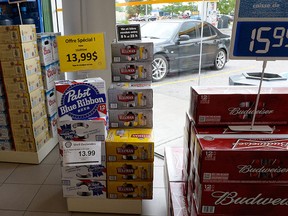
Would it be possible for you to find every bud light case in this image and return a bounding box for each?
[55,78,108,122]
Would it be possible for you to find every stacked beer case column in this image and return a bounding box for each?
[55,78,109,199]
[0,25,50,152]
[37,32,61,139]
[107,42,154,199]
[184,86,288,215]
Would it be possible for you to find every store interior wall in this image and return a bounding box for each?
[62,0,116,87]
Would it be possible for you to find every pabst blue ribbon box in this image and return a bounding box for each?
[189,86,288,126]
[194,173,288,215]
[55,78,108,122]
[194,134,288,183]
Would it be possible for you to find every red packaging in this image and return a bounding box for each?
[189,86,288,126]
[194,135,288,183]
[168,182,189,216]
[194,172,288,215]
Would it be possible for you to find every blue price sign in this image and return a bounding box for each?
[230,0,288,60]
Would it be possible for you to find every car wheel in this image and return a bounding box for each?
[213,49,226,70]
[152,54,168,81]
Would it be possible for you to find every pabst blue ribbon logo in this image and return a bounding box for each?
[58,83,106,119]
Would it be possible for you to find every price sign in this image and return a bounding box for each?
[116,24,141,42]
[62,141,102,167]
[230,0,288,60]
[57,33,107,72]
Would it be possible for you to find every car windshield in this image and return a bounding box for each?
[141,22,180,39]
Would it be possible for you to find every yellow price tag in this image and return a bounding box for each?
[57,33,106,72]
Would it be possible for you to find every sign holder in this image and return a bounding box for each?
[228,0,288,132]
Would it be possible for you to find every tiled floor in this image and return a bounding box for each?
[0,145,167,216]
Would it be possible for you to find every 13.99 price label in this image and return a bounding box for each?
[57,33,107,72]
[62,141,102,167]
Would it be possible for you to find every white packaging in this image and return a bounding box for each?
[0,125,11,139]
[37,33,53,66]
[55,78,108,121]
[48,112,58,138]
[0,112,9,125]
[62,179,106,198]
[61,163,106,180]
[41,61,59,90]
[0,139,13,151]
[57,119,107,142]
[50,32,61,62]
[45,88,57,117]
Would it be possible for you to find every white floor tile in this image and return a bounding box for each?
[142,188,167,216]
[43,164,62,185]
[24,212,71,216]
[0,163,19,184]
[0,210,25,216]
[5,164,54,185]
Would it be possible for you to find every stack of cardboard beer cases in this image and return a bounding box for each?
[178,86,288,215]
[106,42,154,199]
[55,78,109,198]
[37,32,61,138]
[0,24,50,152]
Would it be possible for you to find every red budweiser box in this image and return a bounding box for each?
[189,86,288,126]
[194,135,288,183]
[194,173,288,215]
[168,182,189,216]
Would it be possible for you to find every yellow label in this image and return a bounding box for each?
[57,33,107,72]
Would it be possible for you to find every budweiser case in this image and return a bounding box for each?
[109,109,153,128]
[108,82,153,109]
[62,179,107,198]
[194,135,288,183]
[107,162,153,181]
[55,78,107,121]
[111,42,153,62]
[106,129,154,162]
[107,181,153,199]
[194,172,288,215]
[111,62,152,82]
[189,86,288,126]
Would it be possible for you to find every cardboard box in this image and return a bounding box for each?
[189,86,288,126]
[108,82,153,109]
[107,162,153,181]
[61,163,106,180]
[106,129,154,162]
[62,179,107,198]
[1,56,41,78]
[3,72,43,93]
[6,87,45,109]
[0,41,38,61]
[0,125,11,139]
[0,111,9,125]
[109,109,153,128]
[0,25,36,43]
[14,129,50,152]
[37,33,53,66]
[55,78,108,121]
[111,62,152,82]
[194,173,288,215]
[111,42,153,62]
[0,96,6,111]
[11,115,48,138]
[45,88,57,116]
[194,135,288,183]
[107,181,153,199]
[57,119,107,142]
[0,139,13,151]
[168,182,189,216]
[50,32,61,61]
[9,102,46,124]
[41,61,59,90]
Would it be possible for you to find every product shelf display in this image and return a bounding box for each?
[0,24,58,164]
[176,85,288,215]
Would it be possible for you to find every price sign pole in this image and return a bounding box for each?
[57,33,107,72]
[229,0,288,132]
